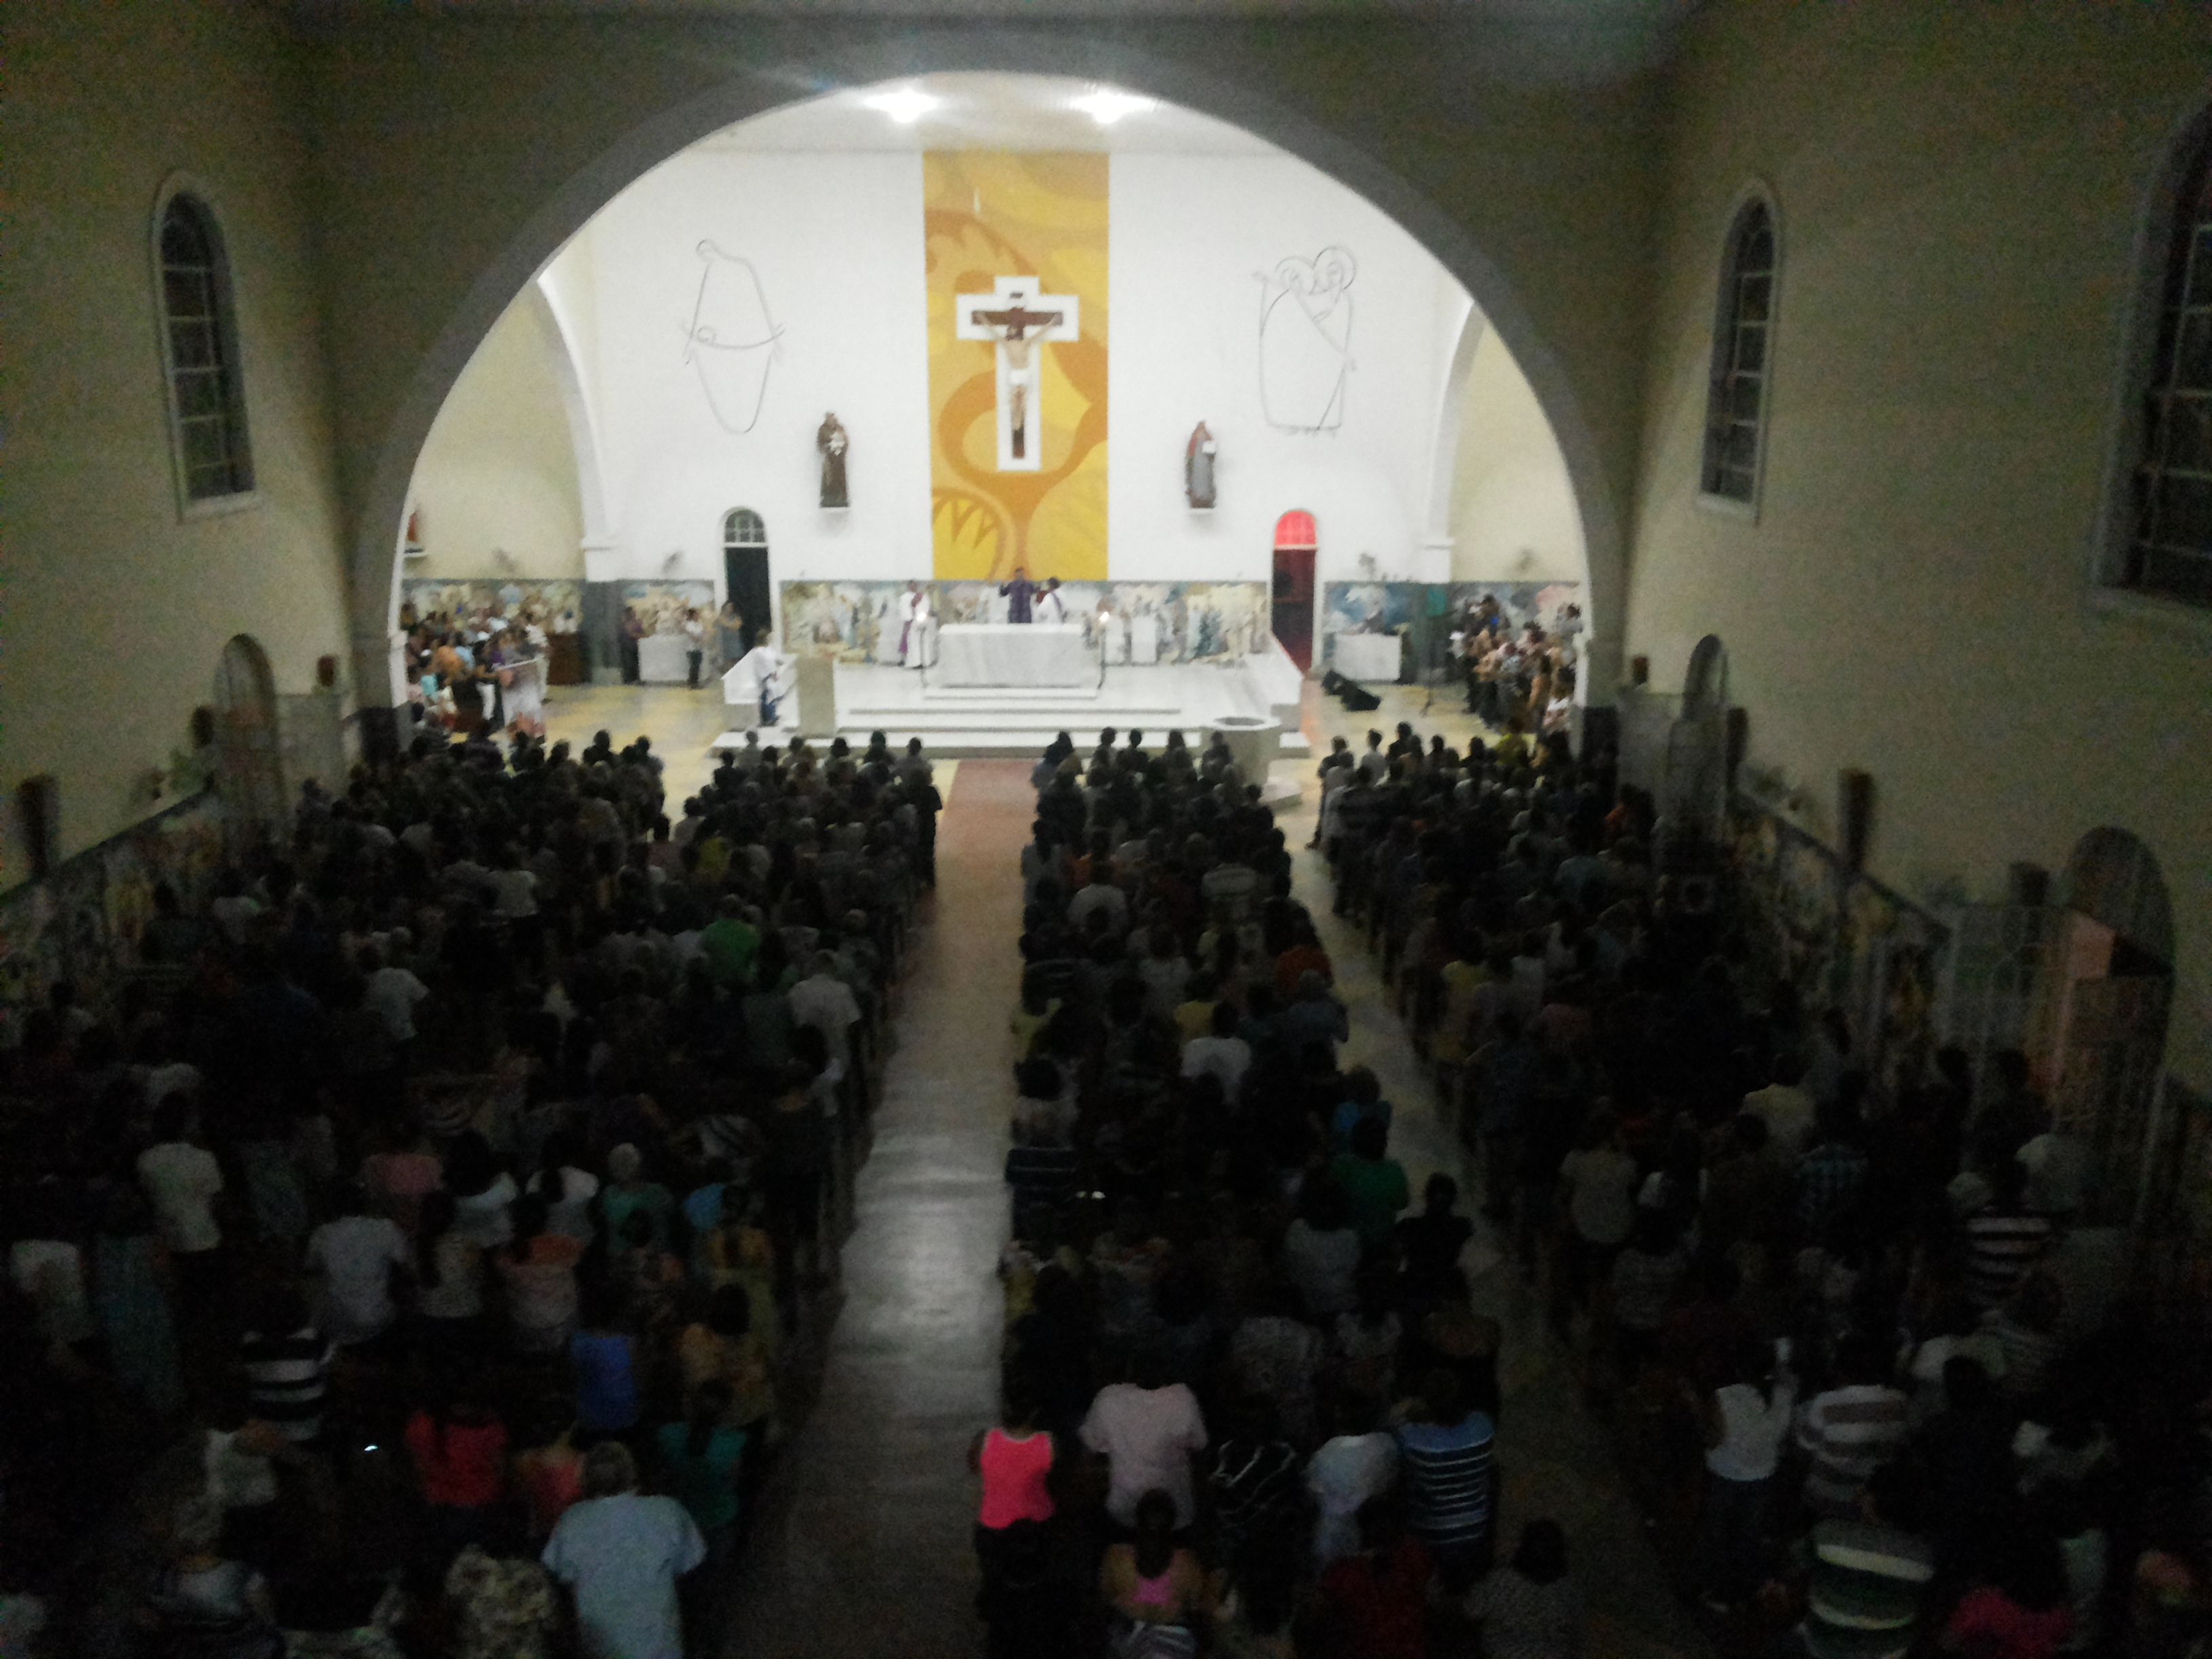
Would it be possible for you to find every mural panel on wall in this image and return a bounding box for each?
[924,152,1109,581]
[402,579,583,631]
[0,792,228,1046]
[1727,804,1948,1097]
[1259,247,1357,433]
[683,241,783,435]
[617,580,718,636]
[779,581,1267,666]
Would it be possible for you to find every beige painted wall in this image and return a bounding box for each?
[1626,0,2212,1085]
[1450,329,1588,582]
[404,296,586,581]
[0,3,350,886]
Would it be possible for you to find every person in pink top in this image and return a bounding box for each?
[970,1380,1057,1597]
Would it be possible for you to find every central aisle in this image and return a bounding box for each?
[721,762,1029,1658]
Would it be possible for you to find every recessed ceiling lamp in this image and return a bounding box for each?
[1070,87,1156,126]
[860,86,940,125]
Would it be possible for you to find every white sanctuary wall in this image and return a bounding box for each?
[534,146,1475,596]
[554,148,936,592]
[1107,153,1456,587]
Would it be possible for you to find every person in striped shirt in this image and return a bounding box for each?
[1395,1368,1496,1592]
[1961,1161,2053,1313]
[237,1283,335,1445]
[1796,1338,1910,1519]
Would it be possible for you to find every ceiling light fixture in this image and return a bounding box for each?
[860,86,940,125]
[1070,87,1156,126]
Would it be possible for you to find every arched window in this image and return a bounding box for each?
[156,192,254,504]
[2125,124,2212,607]
[1273,510,1317,551]
[1700,196,1778,510]
[722,508,767,551]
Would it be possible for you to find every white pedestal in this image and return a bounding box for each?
[1210,714,1279,785]
[1333,632,1404,683]
[638,635,690,684]
[795,655,836,739]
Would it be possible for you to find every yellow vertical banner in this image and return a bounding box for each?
[924,152,1107,581]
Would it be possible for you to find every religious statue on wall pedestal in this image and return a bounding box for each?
[817,413,850,509]
[1185,422,1218,510]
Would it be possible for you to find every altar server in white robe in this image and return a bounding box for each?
[897,582,935,670]
[1033,578,1068,626]
[727,642,790,729]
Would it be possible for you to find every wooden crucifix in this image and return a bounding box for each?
[955,276,1080,472]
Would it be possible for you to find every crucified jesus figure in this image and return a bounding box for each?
[968,299,1063,460]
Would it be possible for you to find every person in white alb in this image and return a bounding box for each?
[897,581,934,670]
[1033,577,1067,626]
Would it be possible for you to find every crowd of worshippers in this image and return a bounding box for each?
[966,722,2211,1659]
[0,722,945,1659]
[1453,595,1581,739]
[401,607,563,740]
[968,724,1551,1659]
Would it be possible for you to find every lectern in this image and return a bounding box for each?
[795,655,836,739]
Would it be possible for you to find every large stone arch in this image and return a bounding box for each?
[341,30,1627,715]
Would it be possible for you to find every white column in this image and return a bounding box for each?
[581,539,624,583]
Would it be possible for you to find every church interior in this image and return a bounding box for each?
[3,3,2210,1656]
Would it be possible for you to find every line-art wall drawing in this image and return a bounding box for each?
[1258,246,1357,434]
[680,241,783,435]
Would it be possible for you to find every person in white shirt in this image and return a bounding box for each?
[1355,730,1389,783]
[1699,1340,1797,1607]
[1180,1003,1253,1103]
[137,1100,226,1299]
[1067,869,1129,937]
[1033,578,1068,626]
[542,1441,705,1659]
[682,607,707,689]
[1080,1351,1210,1529]
[789,953,864,1068]
[361,945,430,1049]
[490,855,538,920]
[1306,1399,1400,1567]
[1742,1054,1818,1164]
[305,1187,412,1347]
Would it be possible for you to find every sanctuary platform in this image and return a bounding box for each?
[714,656,1310,766]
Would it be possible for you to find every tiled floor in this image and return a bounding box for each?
[554,675,1704,1659]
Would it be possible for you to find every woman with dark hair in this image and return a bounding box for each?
[1395,1368,1496,1593]
[970,1376,1057,1599]
[495,1193,583,1356]
[655,1380,745,1641]
[414,1189,487,1351]
[511,1397,583,1540]
[677,1282,777,1452]
[1099,1488,1211,1658]
[1315,1498,1430,1659]
[762,1063,831,1317]
[570,1290,640,1442]
[1466,1519,1584,1658]
[1941,1527,2073,1659]
[403,1370,509,1560]
[443,1130,516,1250]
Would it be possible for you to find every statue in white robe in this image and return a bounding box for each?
[1129,608,1162,666]
[1100,606,1129,666]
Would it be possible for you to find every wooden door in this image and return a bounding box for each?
[724,546,772,653]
